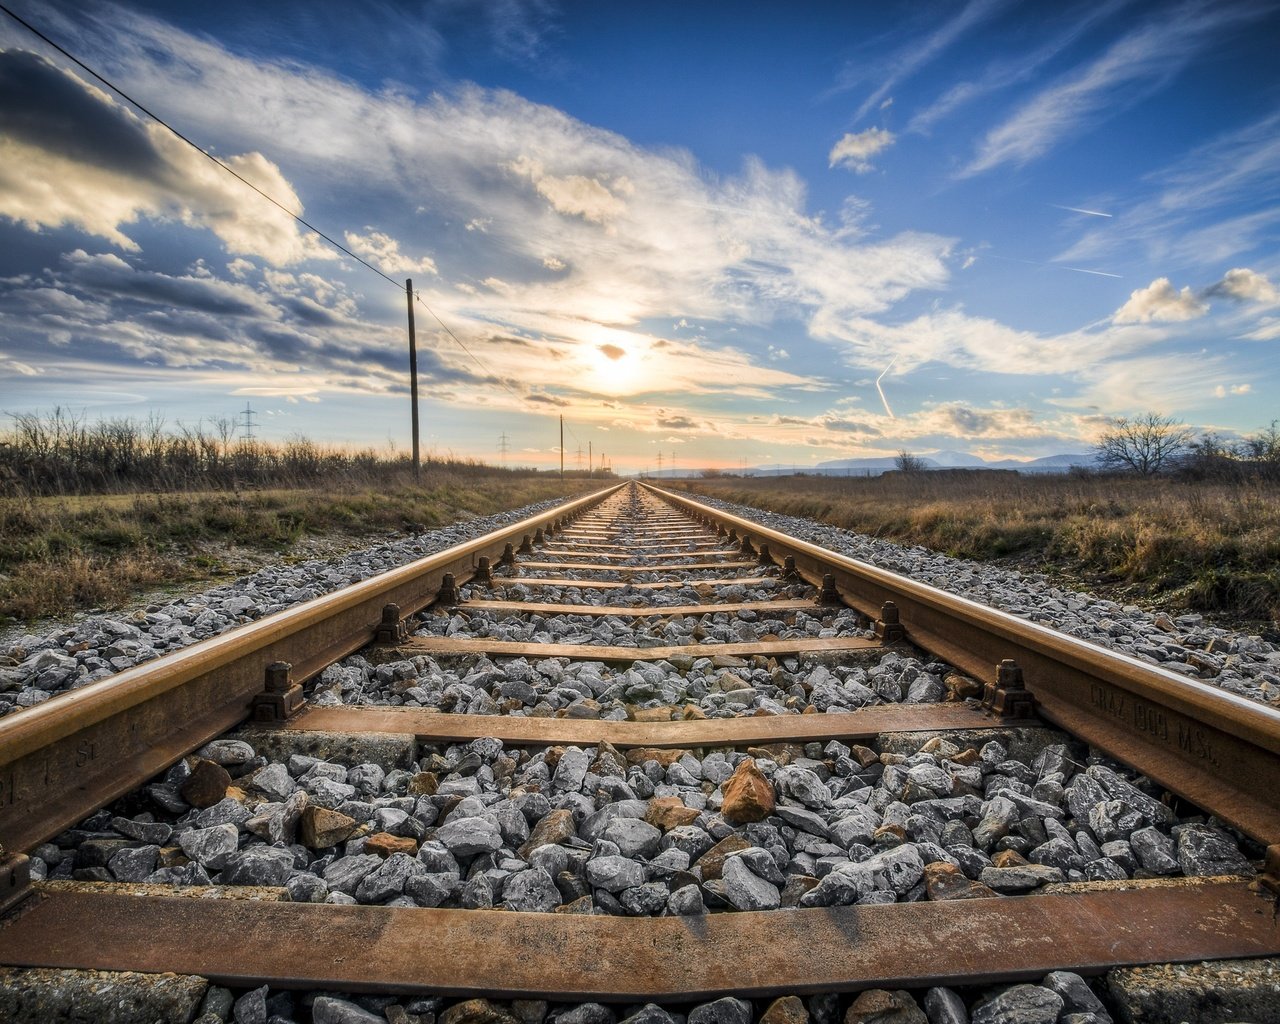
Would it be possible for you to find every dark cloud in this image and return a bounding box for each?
[0,50,164,180]
[657,415,701,430]
[598,343,626,360]
[62,251,269,318]
[821,416,881,435]
[526,393,569,406]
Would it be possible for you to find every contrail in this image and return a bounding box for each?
[1051,204,1112,218]
[875,356,898,419]
[1061,265,1122,279]
[982,253,1120,278]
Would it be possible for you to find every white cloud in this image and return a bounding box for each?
[1214,383,1252,397]
[0,51,331,266]
[343,228,438,277]
[1113,278,1208,324]
[1206,267,1277,303]
[828,129,895,173]
[963,3,1261,177]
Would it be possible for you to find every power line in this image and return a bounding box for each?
[240,402,258,442]
[0,1,525,405]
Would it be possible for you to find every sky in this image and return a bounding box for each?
[1,0,1278,474]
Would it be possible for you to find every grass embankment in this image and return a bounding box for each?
[0,471,600,623]
[670,472,1280,633]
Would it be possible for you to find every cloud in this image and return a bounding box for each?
[0,49,331,265]
[1205,267,1277,304]
[1058,110,1280,267]
[828,129,895,174]
[834,0,1012,122]
[962,2,1261,177]
[509,156,630,224]
[598,344,626,360]
[1113,277,1209,323]
[1214,383,1252,397]
[344,228,438,277]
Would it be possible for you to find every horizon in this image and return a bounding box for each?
[2,1,1278,477]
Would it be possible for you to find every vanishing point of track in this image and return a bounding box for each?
[1,481,1278,1010]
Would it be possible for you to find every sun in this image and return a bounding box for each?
[585,342,632,394]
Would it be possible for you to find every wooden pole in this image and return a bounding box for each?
[405,279,420,481]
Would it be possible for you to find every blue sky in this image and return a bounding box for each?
[1,0,1278,474]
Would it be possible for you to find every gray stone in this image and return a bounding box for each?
[108,845,159,882]
[668,883,706,915]
[235,727,416,771]
[0,967,208,1023]
[1106,957,1280,1024]
[1043,971,1107,1016]
[220,846,296,887]
[111,816,172,845]
[971,984,1063,1024]
[774,765,832,807]
[620,1005,677,1024]
[688,997,752,1024]
[286,872,329,902]
[553,748,591,791]
[1129,827,1179,875]
[250,763,295,801]
[922,986,967,1024]
[233,984,269,1024]
[323,853,383,895]
[198,739,256,767]
[435,816,503,857]
[979,865,1064,893]
[355,851,423,903]
[554,1004,615,1024]
[602,817,662,859]
[619,883,669,916]
[504,867,561,912]
[773,805,830,837]
[312,994,386,1023]
[586,855,647,892]
[1175,823,1254,876]
[721,856,781,910]
[180,823,240,869]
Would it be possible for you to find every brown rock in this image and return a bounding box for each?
[693,834,751,881]
[624,747,690,767]
[721,758,775,824]
[844,989,927,1024]
[801,704,817,715]
[554,895,596,915]
[850,745,880,768]
[157,846,188,868]
[630,706,676,723]
[681,704,708,721]
[949,748,982,767]
[873,823,908,847]
[589,741,627,778]
[645,796,701,832]
[365,832,419,858]
[179,759,231,809]
[299,806,358,849]
[563,700,602,720]
[944,672,984,701]
[519,809,576,859]
[439,998,518,1024]
[780,875,820,908]
[437,795,464,822]
[992,849,1029,868]
[923,861,999,901]
[407,771,439,796]
[761,996,809,1024]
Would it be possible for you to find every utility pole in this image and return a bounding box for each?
[498,432,510,465]
[559,415,564,481]
[240,402,257,442]
[405,279,420,481]
[575,445,584,470]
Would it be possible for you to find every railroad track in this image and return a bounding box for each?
[1,480,1278,1022]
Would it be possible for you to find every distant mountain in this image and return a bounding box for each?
[731,450,1099,477]
[928,449,987,468]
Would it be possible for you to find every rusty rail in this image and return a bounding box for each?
[0,484,624,861]
[645,483,1280,847]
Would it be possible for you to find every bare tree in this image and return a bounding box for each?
[1239,420,1280,462]
[1093,413,1193,476]
[895,450,927,473]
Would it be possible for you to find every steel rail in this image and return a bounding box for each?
[645,483,1280,847]
[0,483,624,861]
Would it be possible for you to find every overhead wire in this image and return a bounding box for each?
[0,0,573,423]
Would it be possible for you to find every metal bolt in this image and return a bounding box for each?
[265,662,293,694]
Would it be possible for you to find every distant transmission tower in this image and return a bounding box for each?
[575,445,584,470]
[240,402,258,442]
[498,432,510,465]
[656,451,663,476]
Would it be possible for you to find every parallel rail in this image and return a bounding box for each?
[1,480,1278,1003]
[648,483,1280,847]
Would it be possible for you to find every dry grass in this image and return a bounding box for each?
[0,470,600,623]
[671,471,1280,630]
